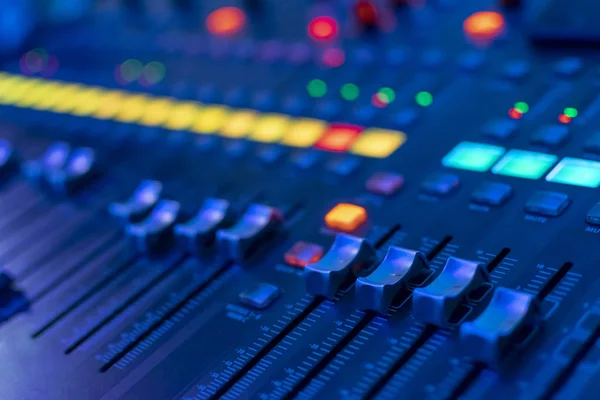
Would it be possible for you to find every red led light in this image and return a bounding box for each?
[322,48,345,67]
[371,93,387,108]
[558,114,572,124]
[463,11,505,43]
[206,7,246,36]
[315,124,363,152]
[355,0,378,26]
[308,16,338,41]
[284,241,324,267]
[508,108,523,119]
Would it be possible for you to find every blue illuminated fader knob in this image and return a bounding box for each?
[109,180,163,222]
[412,257,489,327]
[305,234,378,299]
[126,200,181,254]
[459,287,542,369]
[355,247,430,314]
[175,198,234,255]
[46,147,96,194]
[216,204,284,263]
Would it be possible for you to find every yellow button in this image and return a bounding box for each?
[324,203,367,232]
[116,94,148,123]
[350,128,406,158]
[282,118,327,147]
[221,110,256,138]
[71,87,105,116]
[249,113,289,143]
[166,102,202,131]
[192,105,229,134]
[140,98,173,127]
[95,91,125,120]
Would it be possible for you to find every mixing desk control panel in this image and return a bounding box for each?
[0,0,599,399]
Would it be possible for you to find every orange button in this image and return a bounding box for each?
[325,203,367,232]
[315,124,363,152]
[463,11,505,42]
[284,241,324,267]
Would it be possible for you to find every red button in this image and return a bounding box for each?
[315,124,363,152]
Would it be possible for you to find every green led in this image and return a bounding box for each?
[442,141,506,172]
[564,107,578,118]
[416,91,433,107]
[546,157,600,188]
[492,150,558,180]
[120,59,143,82]
[307,79,327,98]
[514,102,529,114]
[379,87,396,103]
[340,83,359,101]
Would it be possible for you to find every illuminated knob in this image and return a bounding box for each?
[355,247,430,314]
[460,287,542,369]
[305,234,377,299]
[0,0,35,54]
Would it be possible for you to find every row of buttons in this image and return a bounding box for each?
[443,141,600,188]
[0,72,406,159]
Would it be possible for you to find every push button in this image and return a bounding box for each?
[305,234,377,299]
[525,191,570,217]
[421,172,460,197]
[175,198,234,256]
[109,180,163,222]
[284,241,324,267]
[217,204,284,262]
[239,283,281,309]
[482,118,517,141]
[355,247,430,314]
[587,202,600,225]
[413,257,489,327]
[471,182,512,207]
[530,125,570,148]
[366,172,404,196]
[126,200,181,253]
[460,287,542,369]
[325,203,367,232]
[46,147,96,194]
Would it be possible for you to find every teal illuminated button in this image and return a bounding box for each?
[491,150,557,180]
[442,141,505,172]
[545,157,600,188]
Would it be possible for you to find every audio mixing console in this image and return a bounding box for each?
[0,0,599,399]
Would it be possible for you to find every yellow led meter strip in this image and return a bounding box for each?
[0,72,406,158]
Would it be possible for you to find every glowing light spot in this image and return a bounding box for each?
[563,107,578,118]
[307,79,327,98]
[514,102,529,114]
[206,7,246,36]
[378,88,396,103]
[141,62,166,86]
[372,93,387,108]
[463,11,505,42]
[308,16,338,41]
[340,83,359,101]
[119,59,143,84]
[415,91,433,107]
[322,48,345,67]
[558,114,572,124]
[355,0,378,26]
[509,108,523,119]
